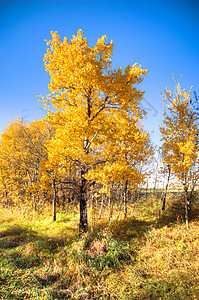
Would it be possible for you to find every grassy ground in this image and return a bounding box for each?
[0,195,199,299]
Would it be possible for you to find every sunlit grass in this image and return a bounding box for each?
[0,196,199,299]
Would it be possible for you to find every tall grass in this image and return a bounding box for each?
[0,195,199,299]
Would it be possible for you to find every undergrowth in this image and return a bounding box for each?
[0,195,199,299]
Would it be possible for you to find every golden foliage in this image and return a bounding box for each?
[41,29,153,191]
[160,82,198,183]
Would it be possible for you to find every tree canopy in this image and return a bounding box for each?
[41,30,153,231]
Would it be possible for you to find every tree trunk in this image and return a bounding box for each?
[162,166,171,211]
[33,194,37,212]
[52,179,57,222]
[90,184,96,228]
[108,194,112,222]
[124,181,128,219]
[184,183,189,230]
[145,179,148,200]
[153,172,158,195]
[79,169,88,233]
[108,185,114,222]
[188,180,195,212]
[98,192,105,219]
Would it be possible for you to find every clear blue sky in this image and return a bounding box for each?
[0,0,199,146]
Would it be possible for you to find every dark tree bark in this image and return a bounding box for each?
[78,92,91,233]
[79,169,88,232]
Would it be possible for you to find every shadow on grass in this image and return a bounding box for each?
[110,217,154,241]
[0,225,38,249]
[0,222,78,244]
[0,223,79,272]
[156,197,199,228]
[6,251,43,269]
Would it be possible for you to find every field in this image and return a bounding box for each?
[0,194,199,299]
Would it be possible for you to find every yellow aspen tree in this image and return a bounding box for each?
[160,83,198,229]
[0,118,52,210]
[0,150,12,205]
[0,119,28,203]
[41,30,153,232]
[22,119,54,210]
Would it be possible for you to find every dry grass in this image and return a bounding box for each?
[0,195,199,299]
